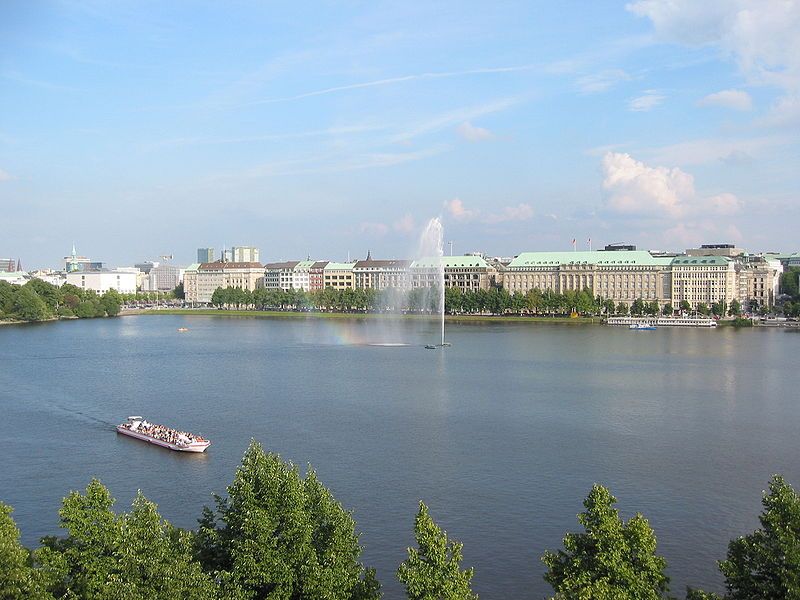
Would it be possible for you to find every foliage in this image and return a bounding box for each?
[679,300,691,313]
[397,502,477,600]
[731,317,753,328]
[0,279,121,322]
[12,286,51,321]
[662,302,674,316]
[195,440,380,600]
[718,475,800,599]
[0,503,49,599]
[711,300,727,318]
[696,303,711,316]
[779,267,800,298]
[728,299,741,317]
[37,479,215,599]
[541,484,671,599]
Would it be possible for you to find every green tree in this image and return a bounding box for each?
[397,502,477,600]
[542,484,670,600]
[12,286,51,321]
[0,503,50,599]
[631,298,645,316]
[662,302,673,316]
[23,279,61,312]
[196,441,379,600]
[679,300,691,313]
[697,303,711,316]
[718,475,800,599]
[173,282,185,299]
[616,302,629,316]
[711,300,727,318]
[728,299,742,317]
[100,289,122,317]
[603,298,616,316]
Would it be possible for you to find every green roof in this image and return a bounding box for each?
[670,256,731,266]
[507,251,672,268]
[184,263,200,272]
[294,260,316,270]
[323,262,356,271]
[411,256,489,269]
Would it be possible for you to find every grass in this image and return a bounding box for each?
[124,308,600,324]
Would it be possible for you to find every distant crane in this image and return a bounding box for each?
[160,254,173,263]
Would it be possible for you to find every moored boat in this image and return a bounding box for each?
[116,416,210,452]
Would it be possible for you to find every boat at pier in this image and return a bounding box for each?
[116,416,211,452]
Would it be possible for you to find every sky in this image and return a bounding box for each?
[1,0,799,268]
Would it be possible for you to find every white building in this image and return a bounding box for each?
[232,246,260,262]
[142,264,185,292]
[65,270,137,294]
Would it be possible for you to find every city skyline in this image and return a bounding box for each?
[2,1,799,267]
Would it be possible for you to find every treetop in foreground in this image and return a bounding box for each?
[195,439,380,600]
[541,483,671,600]
[397,501,478,600]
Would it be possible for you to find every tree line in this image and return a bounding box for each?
[0,280,121,323]
[2,441,798,599]
[208,285,749,318]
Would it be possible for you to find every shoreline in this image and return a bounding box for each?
[121,308,600,324]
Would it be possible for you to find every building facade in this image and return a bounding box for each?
[309,261,329,291]
[65,270,137,294]
[353,259,411,290]
[323,262,356,290]
[263,261,299,290]
[197,248,215,263]
[142,264,185,292]
[184,261,264,304]
[232,246,260,263]
[410,256,496,292]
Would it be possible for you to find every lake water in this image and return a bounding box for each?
[1,315,799,598]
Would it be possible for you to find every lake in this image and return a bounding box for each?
[1,314,799,598]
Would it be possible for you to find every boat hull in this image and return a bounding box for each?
[116,426,211,452]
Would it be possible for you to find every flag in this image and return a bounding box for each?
[571,238,576,244]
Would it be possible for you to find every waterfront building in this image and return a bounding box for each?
[232,246,260,263]
[197,248,215,263]
[410,256,496,292]
[353,257,411,290]
[0,270,29,285]
[669,256,737,308]
[323,262,356,290]
[503,251,672,305]
[183,264,199,302]
[184,260,264,304]
[263,261,300,290]
[142,264,185,292]
[290,260,316,291]
[65,269,137,294]
[31,270,66,287]
[309,261,329,291]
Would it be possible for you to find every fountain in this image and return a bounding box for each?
[417,217,446,346]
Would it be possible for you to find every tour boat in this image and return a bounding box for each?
[177,327,189,332]
[116,416,211,452]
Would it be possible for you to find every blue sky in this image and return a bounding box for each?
[1,1,799,268]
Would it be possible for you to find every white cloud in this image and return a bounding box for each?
[0,168,10,181]
[393,214,416,234]
[485,203,535,224]
[443,198,534,224]
[456,121,493,142]
[359,222,389,236]
[627,0,800,125]
[628,90,665,111]
[602,152,743,220]
[443,198,476,221]
[757,93,800,127]
[575,69,632,94]
[603,152,693,217]
[698,89,753,111]
[646,134,791,166]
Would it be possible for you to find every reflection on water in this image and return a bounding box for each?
[1,316,799,598]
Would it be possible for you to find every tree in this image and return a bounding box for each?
[0,503,50,599]
[100,289,121,317]
[662,302,673,316]
[397,501,477,600]
[173,282,185,300]
[631,298,646,316]
[697,303,711,316]
[728,299,742,317]
[196,440,380,600]
[37,480,215,600]
[711,300,727,318]
[12,286,51,321]
[542,484,670,599]
[616,302,629,316]
[679,300,691,313]
[603,299,616,316]
[718,475,800,599]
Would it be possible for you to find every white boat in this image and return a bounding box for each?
[116,416,211,452]
[629,323,657,330]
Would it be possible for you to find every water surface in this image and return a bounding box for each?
[1,315,799,598]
